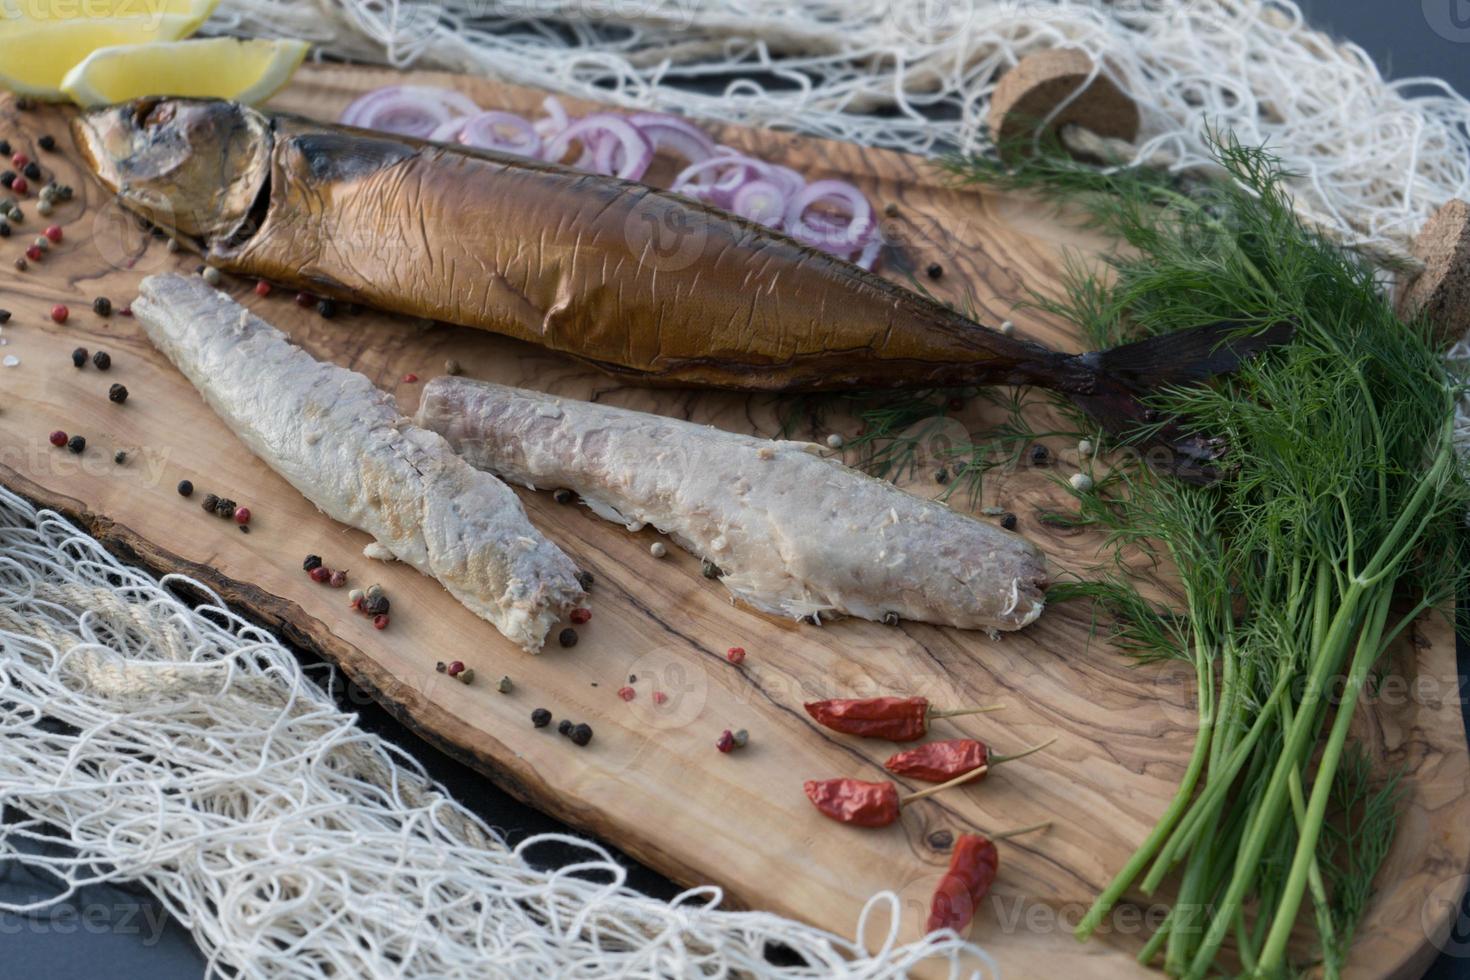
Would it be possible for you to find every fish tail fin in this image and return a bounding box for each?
[1066,320,1292,482]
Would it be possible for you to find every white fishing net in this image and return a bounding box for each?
[0,485,993,978]
[205,0,1470,261]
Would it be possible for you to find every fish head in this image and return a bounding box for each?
[72,98,272,247]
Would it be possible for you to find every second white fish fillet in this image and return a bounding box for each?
[133,274,583,652]
[417,378,1048,631]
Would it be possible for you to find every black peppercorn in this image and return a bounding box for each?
[0,309,9,323]
[569,723,593,747]
[37,135,55,152]
[557,719,573,736]
[21,161,39,181]
[201,493,219,513]
[303,554,323,571]
[575,570,594,591]
[551,488,574,504]
[14,257,26,271]
[1029,443,1049,466]
[1000,512,1018,531]
[701,560,722,579]
[316,298,336,319]
[882,611,900,627]
[0,221,9,238]
[0,171,13,188]
[108,383,129,404]
[177,479,193,497]
[71,347,87,368]
[935,468,949,484]
[926,262,943,279]
[113,450,126,464]
[92,350,111,371]
[558,627,578,648]
[92,297,112,317]
[531,708,553,728]
[215,498,237,519]
[363,594,390,617]
[66,434,85,454]
[0,141,9,156]
[435,661,446,672]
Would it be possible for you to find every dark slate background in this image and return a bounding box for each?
[5,4,1470,977]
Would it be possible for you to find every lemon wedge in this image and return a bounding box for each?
[62,37,310,108]
[0,0,221,98]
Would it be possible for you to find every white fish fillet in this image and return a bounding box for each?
[132,274,583,652]
[416,378,1048,631]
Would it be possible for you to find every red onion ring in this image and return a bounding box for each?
[534,96,569,138]
[428,118,465,143]
[544,115,653,180]
[457,111,543,158]
[340,85,480,138]
[628,112,718,165]
[671,154,774,209]
[730,180,786,226]
[785,179,876,251]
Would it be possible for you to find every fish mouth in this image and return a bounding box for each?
[71,98,273,249]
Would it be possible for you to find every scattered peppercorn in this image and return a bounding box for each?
[497,675,513,694]
[446,661,465,677]
[48,429,67,447]
[92,350,111,370]
[0,141,8,156]
[12,176,27,195]
[372,613,390,630]
[37,135,55,152]
[883,201,899,217]
[434,661,446,673]
[9,205,21,222]
[238,525,250,534]
[0,171,11,188]
[716,730,735,753]
[234,506,252,526]
[726,647,746,665]
[177,479,193,497]
[0,221,9,237]
[42,224,60,243]
[202,266,222,286]
[36,199,51,216]
[649,541,667,558]
[31,235,48,252]
[113,450,126,464]
[254,280,271,297]
[617,685,635,701]
[652,691,668,705]
[165,237,181,253]
[366,583,384,600]
[0,310,8,324]
[66,434,85,454]
[702,560,722,579]
[402,372,418,383]
[22,162,39,181]
[532,708,553,728]
[92,296,112,317]
[935,468,949,484]
[558,627,578,648]
[11,153,28,169]
[456,668,476,684]
[444,358,462,375]
[106,383,127,406]
[24,243,41,261]
[732,728,749,748]
[50,304,67,324]
[882,611,900,627]
[363,594,389,617]
[1000,512,1018,531]
[201,493,219,513]
[70,347,87,368]
[13,257,25,272]
[316,298,336,318]
[569,723,593,746]
[553,488,574,504]
[569,607,591,624]
[557,719,573,736]
[327,568,346,587]
[294,291,314,307]
[308,565,331,584]
[1029,444,1049,466]
[926,262,943,279]
[214,498,236,519]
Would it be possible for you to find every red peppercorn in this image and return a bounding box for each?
[372,613,389,630]
[350,595,364,611]
[402,373,418,383]
[569,607,591,624]
[119,306,132,317]
[294,291,314,307]
[254,280,271,297]
[652,691,668,705]
[11,152,28,169]
[446,660,465,677]
[48,429,66,447]
[49,304,67,324]
[10,176,26,195]
[328,568,347,587]
[617,685,635,702]
[25,243,41,261]
[233,506,251,525]
[309,565,331,583]
[726,647,746,664]
[716,730,735,753]
[43,224,61,243]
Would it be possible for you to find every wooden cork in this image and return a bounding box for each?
[987,49,1139,156]
[1397,199,1470,345]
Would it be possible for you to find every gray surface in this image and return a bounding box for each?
[5,5,1470,978]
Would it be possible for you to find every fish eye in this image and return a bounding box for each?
[134,99,175,129]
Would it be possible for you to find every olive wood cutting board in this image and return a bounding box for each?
[0,63,1465,978]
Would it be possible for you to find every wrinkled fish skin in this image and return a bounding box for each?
[416,376,1048,631]
[132,273,584,652]
[74,98,1102,394]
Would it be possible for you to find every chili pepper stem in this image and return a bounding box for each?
[988,820,1051,842]
[898,764,990,806]
[988,736,1058,767]
[926,705,1006,720]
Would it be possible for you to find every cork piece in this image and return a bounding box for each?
[1397,199,1470,345]
[987,49,1139,156]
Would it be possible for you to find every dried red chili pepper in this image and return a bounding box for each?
[884,736,1057,783]
[803,697,1002,741]
[926,823,1050,934]
[803,763,992,828]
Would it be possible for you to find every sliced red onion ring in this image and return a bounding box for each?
[730,179,786,226]
[340,85,480,138]
[457,111,542,158]
[628,112,718,165]
[428,118,465,143]
[785,179,876,252]
[544,115,653,180]
[855,237,883,271]
[534,96,569,138]
[671,154,774,209]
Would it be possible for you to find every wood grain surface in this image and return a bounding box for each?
[0,63,1464,978]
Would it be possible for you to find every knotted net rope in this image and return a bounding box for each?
[0,485,994,978]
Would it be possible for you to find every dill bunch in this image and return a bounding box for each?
[950,137,1470,977]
